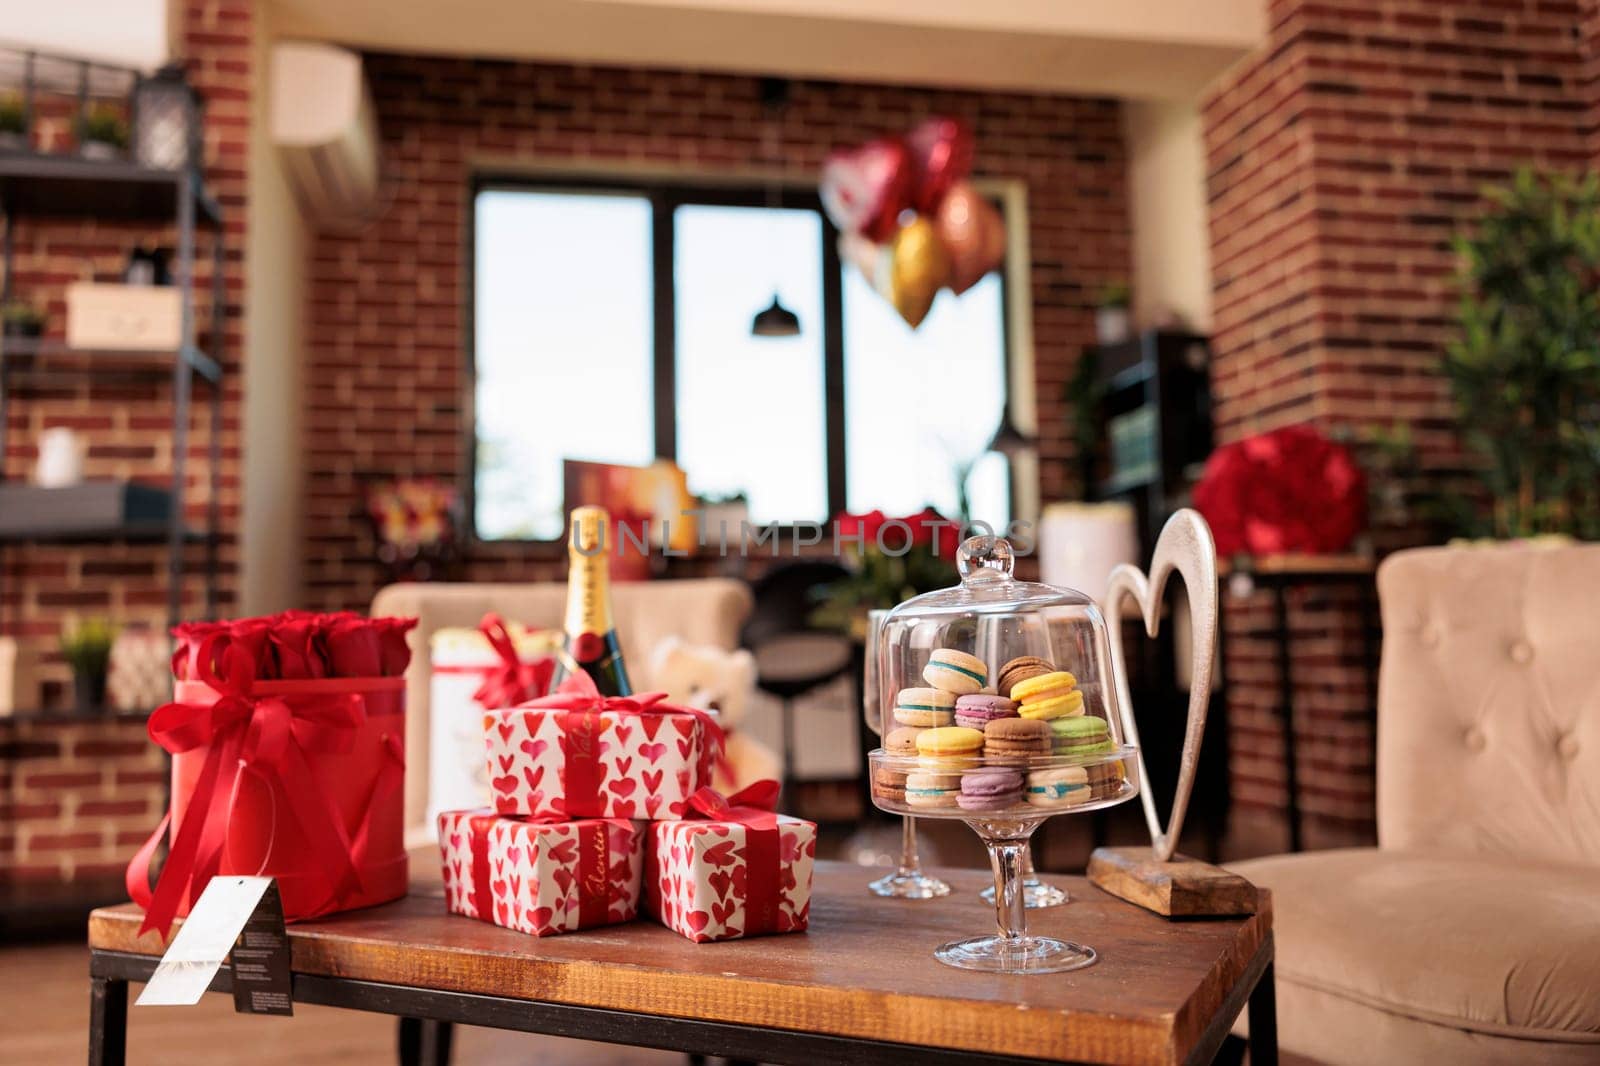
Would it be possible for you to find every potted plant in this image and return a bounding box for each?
[77,104,128,160]
[61,618,116,713]
[1095,282,1132,344]
[0,92,26,152]
[1448,167,1600,540]
[1,299,44,339]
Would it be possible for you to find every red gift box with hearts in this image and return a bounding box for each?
[483,674,721,821]
[438,808,643,936]
[644,782,816,943]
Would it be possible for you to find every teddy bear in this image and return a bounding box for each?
[647,636,780,794]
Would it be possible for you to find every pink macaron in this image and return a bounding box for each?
[953,694,1019,730]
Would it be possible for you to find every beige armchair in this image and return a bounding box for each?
[1232,543,1600,1063]
[370,579,752,844]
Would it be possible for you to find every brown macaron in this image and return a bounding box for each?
[983,717,1053,764]
[872,762,908,801]
[996,655,1055,698]
[885,725,923,756]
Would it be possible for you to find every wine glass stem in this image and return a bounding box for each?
[989,840,1028,942]
[898,815,921,876]
[1022,841,1035,878]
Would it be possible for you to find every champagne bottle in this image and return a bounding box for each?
[554,505,633,697]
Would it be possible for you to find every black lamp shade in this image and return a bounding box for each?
[751,295,801,337]
[986,411,1034,457]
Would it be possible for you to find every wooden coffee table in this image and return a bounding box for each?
[88,861,1275,1066]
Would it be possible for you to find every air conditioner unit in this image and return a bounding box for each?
[270,42,379,221]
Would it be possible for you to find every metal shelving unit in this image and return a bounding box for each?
[0,149,225,632]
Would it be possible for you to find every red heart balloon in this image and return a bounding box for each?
[820,138,911,242]
[935,181,1006,294]
[905,116,975,215]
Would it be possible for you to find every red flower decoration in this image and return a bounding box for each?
[1193,425,1367,556]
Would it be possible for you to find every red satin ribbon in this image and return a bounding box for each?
[469,614,555,710]
[465,813,611,930]
[515,671,728,814]
[125,634,404,938]
[686,780,783,936]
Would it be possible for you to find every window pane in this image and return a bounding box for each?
[674,204,827,525]
[843,271,1010,527]
[474,190,655,540]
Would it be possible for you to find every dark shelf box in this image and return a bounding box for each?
[0,481,172,541]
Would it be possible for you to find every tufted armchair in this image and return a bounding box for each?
[1232,542,1600,1064]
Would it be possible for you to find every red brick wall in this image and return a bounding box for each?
[300,58,1131,609]
[0,0,249,888]
[1203,0,1595,830]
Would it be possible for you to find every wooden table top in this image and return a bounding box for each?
[90,860,1271,1065]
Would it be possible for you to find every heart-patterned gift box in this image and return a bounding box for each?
[644,783,816,943]
[437,808,643,936]
[482,695,718,821]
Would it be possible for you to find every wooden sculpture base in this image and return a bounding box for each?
[1087,846,1257,918]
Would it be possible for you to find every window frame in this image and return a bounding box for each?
[464,171,1016,545]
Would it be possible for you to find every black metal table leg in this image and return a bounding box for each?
[399,1016,454,1066]
[1272,585,1303,853]
[1247,961,1278,1066]
[88,976,127,1066]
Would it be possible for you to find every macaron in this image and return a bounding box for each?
[1013,671,1084,721]
[872,763,908,804]
[915,725,985,769]
[1026,766,1092,809]
[893,687,955,728]
[953,693,1019,730]
[996,655,1054,698]
[905,769,962,809]
[981,717,1053,764]
[922,649,989,696]
[957,768,1024,812]
[885,725,924,756]
[1051,715,1117,759]
[1088,759,1129,799]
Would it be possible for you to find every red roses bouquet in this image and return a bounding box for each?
[130,610,419,937]
[1193,425,1367,556]
[171,610,416,682]
[812,507,960,634]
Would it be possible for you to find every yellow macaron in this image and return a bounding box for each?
[915,726,985,760]
[1010,670,1077,704]
[1019,688,1085,722]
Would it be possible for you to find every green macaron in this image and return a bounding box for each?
[1050,715,1117,758]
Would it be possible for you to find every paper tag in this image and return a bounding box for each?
[230,880,293,1016]
[137,877,279,1008]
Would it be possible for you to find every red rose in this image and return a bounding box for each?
[376,616,418,677]
[322,615,384,677]
[269,615,325,679]
[1194,425,1366,556]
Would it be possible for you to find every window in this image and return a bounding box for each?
[470,179,1018,541]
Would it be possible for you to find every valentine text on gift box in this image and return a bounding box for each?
[484,676,720,821]
[644,784,816,942]
[438,809,643,936]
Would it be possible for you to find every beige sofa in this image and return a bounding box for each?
[1232,543,1600,1064]
[371,579,752,845]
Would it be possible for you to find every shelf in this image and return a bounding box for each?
[1,706,153,723]
[0,481,206,544]
[0,150,220,226]
[0,337,221,384]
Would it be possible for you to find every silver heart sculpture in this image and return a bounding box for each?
[1104,509,1218,863]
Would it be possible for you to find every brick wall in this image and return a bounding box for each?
[300,58,1131,609]
[0,0,250,889]
[1203,0,1596,830]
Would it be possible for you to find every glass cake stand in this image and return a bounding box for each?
[867,533,1143,973]
[860,609,951,900]
[869,747,1138,973]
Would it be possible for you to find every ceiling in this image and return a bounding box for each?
[269,0,1264,101]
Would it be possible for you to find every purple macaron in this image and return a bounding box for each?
[953,694,1019,730]
[957,768,1024,812]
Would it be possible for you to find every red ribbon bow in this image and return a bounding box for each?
[471,614,555,710]
[512,671,729,815]
[683,780,785,936]
[125,634,401,938]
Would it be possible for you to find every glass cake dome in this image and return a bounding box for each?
[867,533,1141,974]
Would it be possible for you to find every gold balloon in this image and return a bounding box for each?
[889,217,950,329]
[935,181,1006,295]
